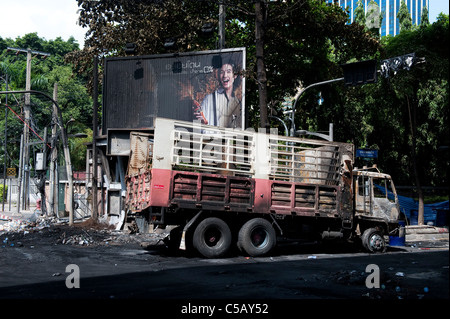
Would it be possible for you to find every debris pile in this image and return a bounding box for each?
[0,215,56,233]
[1,214,167,249]
[57,230,95,246]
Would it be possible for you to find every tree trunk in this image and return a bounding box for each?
[406,95,424,225]
[255,1,269,130]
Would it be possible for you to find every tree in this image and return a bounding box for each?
[420,6,430,27]
[362,16,449,224]
[352,0,381,38]
[366,1,382,36]
[397,0,412,32]
[0,34,91,173]
[353,0,365,26]
[69,0,380,131]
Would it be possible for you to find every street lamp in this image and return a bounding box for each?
[296,123,334,142]
[290,77,344,137]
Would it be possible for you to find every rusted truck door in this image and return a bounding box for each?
[355,174,373,215]
[354,171,400,221]
[371,175,400,221]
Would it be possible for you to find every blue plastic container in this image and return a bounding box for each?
[389,220,406,246]
[435,209,449,227]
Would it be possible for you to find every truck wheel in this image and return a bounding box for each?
[193,217,232,258]
[361,228,386,253]
[238,218,276,257]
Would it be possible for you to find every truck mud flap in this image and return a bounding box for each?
[179,210,203,250]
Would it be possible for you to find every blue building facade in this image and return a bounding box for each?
[326,0,430,36]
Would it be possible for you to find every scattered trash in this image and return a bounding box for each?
[0,215,57,233]
[395,272,405,277]
[58,230,94,246]
[52,272,61,277]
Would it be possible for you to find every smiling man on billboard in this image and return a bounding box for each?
[197,57,242,129]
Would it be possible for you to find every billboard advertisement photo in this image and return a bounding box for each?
[102,47,246,135]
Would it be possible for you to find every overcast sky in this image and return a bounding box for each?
[0,0,449,49]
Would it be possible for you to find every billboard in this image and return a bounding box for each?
[102,47,246,135]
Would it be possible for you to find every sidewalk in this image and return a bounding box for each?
[0,206,36,221]
[405,225,449,242]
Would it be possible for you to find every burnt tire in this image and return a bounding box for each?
[193,217,232,258]
[238,218,276,257]
[361,227,386,253]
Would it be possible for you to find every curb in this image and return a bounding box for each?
[0,214,23,221]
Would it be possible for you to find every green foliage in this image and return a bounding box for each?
[0,184,7,202]
[397,0,412,32]
[0,33,92,173]
[1,1,447,192]
[353,15,449,187]
[68,0,381,131]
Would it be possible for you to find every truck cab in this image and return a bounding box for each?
[353,165,402,252]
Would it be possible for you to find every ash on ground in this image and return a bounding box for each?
[1,216,168,249]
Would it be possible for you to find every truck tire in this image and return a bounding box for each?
[193,217,232,258]
[238,218,276,257]
[361,227,386,253]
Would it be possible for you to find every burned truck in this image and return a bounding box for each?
[97,48,402,258]
[122,117,401,258]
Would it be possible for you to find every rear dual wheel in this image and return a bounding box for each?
[192,217,277,258]
[238,218,276,257]
[193,217,232,258]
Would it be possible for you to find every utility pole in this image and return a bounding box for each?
[23,49,31,209]
[6,47,50,210]
[218,4,226,49]
[255,1,269,130]
[2,73,8,212]
[0,89,72,225]
[49,83,58,217]
[92,56,99,221]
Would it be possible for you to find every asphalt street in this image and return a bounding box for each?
[1,209,448,318]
